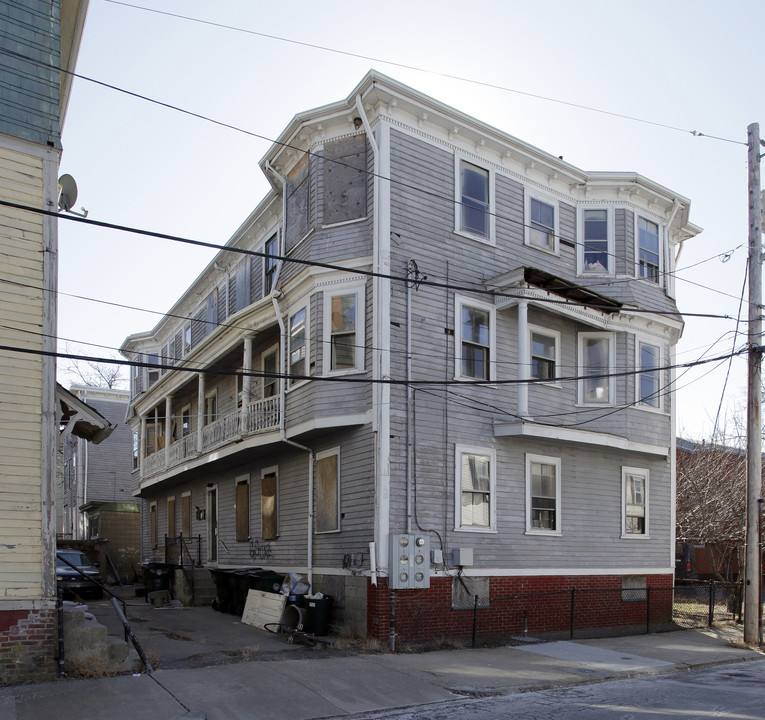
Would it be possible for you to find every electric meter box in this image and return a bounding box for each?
[388,533,430,589]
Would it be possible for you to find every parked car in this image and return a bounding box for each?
[56,550,102,599]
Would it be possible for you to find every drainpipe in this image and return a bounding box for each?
[266,160,315,589]
[517,299,529,418]
[273,295,314,590]
[354,93,391,590]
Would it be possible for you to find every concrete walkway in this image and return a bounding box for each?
[1,620,761,720]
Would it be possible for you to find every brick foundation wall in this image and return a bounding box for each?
[367,574,674,644]
[0,608,57,685]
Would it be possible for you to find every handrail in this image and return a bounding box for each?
[56,554,128,639]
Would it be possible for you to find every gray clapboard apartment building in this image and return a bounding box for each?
[121,71,699,641]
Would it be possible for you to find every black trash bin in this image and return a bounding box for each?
[210,569,238,613]
[305,595,333,636]
[142,563,171,601]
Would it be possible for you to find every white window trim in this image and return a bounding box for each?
[454,294,496,382]
[179,404,191,438]
[149,501,158,549]
[322,282,366,376]
[262,343,280,399]
[206,484,218,563]
[635,214,663,285]
[167,495,176,538]
[622,467,649,539]
[181,490,192,536]
[315,447,341,534]
[263,233,279,297]
[577,332,616,406]
[235,473,250,542]
[287,303,310,391]
[454,155,495,245]
[577,207,615,276]
[525,454,562,536]
[454,444,497,533]
[525,191,560,255]
[635,339,664,412]
[204,389,218,423]
[528,324,562,387]
[261,465,279,539]
[183,323,192,356]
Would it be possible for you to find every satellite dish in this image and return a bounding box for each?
[58,174,78,212]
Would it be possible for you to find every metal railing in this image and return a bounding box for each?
[390,581,744,648]
[141,397,282,479]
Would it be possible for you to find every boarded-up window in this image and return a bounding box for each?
[323,136,367,226]
[181,494,191,537]
[261,472,278,540]
[150,503,157,549]
[316,451,339,533]
[286,154,310,251]
[167,496,176,539]
[236,478,250,542]
[235,260,251,312]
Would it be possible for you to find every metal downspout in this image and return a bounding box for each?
[273,296,314,590]
[266,160,314,589]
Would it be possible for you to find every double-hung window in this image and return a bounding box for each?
[529,326,560,383]
[526,454,561,534]
[264,234,278,295]
[622,467,648,537]
[638,217,660,283]
[638,341,661,408]
[262,347,279,398]
[527,196,557,252]
[578,332,614,405]
[289,307,308,386]
[582,209,610,273]
[205,390,217,424]
[455,446,496,531]
[455,296,495,381]
[457,159,492,241]
[324,286,364,374]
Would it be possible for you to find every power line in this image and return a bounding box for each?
[1,42,739,301]
[0,198,734,321]
[0,342,747,389]
[103,0,745,146]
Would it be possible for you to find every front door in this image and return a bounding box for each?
[207,486,218,562]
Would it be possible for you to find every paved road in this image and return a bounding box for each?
[327,659,765,720]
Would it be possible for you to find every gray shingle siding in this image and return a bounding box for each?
[0,0,62,146]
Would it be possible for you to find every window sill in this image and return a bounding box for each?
[286,379,311,393]
[322,216,368,230]
[524,240,559,257]
[621,533,650,540]
[525,529,562,537]
[315,529,341,535]
[454,228,495,246]
[323,367,366,378]
[455,526,497,534]
[634,403,667,415]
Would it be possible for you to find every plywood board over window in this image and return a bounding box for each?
[167,496,176,539]
[316,450,340,533]
[236,477,250,542]
[322,135,367,225]
[261,471,278,540]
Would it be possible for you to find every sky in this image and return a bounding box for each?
[56,0,765,442]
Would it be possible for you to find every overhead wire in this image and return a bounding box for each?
[103,0,745,146]
[0,46,745,304]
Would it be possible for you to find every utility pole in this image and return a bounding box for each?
[744,122,762,645]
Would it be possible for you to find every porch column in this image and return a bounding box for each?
[139,415,146,475]
[518,300,529,418]
[241,335,253,429]
[164,396,172,465]
[197,372,206,451]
